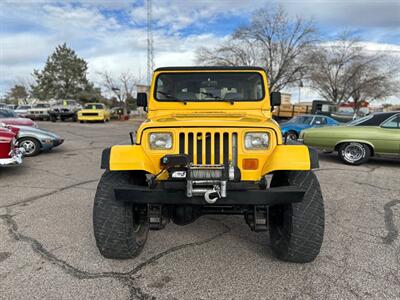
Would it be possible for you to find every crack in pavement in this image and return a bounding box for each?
[0,179,99,209]
[382,200,400,245]
[354,181,400,192]
[314,167,379,174]
[0,211,231,300]
[21,165,79,181]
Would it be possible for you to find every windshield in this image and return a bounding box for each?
[155,72,264,102]
[288,116,314,124]
[346,115,373,126]
[34,104,50,108]
[84,104,104,109]
[56,100,76,106]
[17,105,31,110]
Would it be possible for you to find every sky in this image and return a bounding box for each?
[1,0,400,104]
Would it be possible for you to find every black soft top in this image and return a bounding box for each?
[155,66,265,71]
[358,111,399,126]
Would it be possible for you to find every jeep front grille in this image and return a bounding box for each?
[178,131,238,166]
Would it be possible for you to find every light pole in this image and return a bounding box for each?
[298,80,303,104]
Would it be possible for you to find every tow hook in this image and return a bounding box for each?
[204,186,221,204]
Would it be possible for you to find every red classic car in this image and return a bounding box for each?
[0,126,25,166]
[0,109,37,127]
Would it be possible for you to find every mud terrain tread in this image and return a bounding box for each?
[93,171,148,259]
[269,171,324,263]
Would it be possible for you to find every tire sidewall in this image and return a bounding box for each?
[269,170,325,263]
[18,137,41,157]
[285,131,298,141]
[338,142,370,165]
[93,171,149,258]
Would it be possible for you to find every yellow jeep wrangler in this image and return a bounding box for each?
[93,67,324,263]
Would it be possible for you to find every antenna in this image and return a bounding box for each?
[146,0,154,87]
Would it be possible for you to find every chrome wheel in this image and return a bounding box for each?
[285,131,298,141]
[343,143,365,163]
[20,140,36,155]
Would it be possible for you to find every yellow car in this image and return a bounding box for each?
[78,103,110,123]
[93,66,324,263]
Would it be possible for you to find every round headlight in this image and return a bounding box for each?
[149,133,173,149]
[245,132,269,150]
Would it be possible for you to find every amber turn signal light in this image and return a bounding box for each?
[242,159,258,170]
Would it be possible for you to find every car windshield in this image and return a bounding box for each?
[34,104,50,108]
[155,72,264,102]
[84,104,104,109]
[288,116,314,124]
[56,100,76,106]
[0,109,17,118]
[346,115,373,126]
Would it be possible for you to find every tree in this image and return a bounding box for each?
[98,71,141,113]
[6,85,28,104]
[31,43,94,100]
[77,83,104,104]
[196,5,317,92]
[347,56,399,113]
[307,32,400,111]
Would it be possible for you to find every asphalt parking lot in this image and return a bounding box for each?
[0,121,399,300]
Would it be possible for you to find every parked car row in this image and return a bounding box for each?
[4,100,116,123]
[281,112,400,165]
[0,110,64,167]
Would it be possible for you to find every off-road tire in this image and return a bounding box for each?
[93,171,149,259]
[269,170,324,263]
[338,142,371,165]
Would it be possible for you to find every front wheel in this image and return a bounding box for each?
[284,131,298,141]
[269,171,324,263]
[338,142,371,165]
[93,171,149,259]
[18,137,41,157]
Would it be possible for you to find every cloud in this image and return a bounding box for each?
[0,0,399,105]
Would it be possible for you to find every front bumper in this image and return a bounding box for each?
[115,184,305,206]
[53,138,64,147]
[49,111,75,118]
[41,138,64,150]
[26,113,50,119]
[78,115,104,121]
[0,147,25,166]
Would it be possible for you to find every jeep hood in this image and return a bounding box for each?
[143,111,274,129]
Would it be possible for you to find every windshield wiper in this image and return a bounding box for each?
[157,91,178,100]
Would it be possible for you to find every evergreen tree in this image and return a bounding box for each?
[6,85,28,104]
[31,43,95,100]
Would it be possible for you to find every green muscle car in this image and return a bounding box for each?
[299,112,400,165]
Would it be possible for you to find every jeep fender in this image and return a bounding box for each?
[101,145,156,174]
[262,145,318,175]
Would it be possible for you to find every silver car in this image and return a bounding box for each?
[14,125,64,156]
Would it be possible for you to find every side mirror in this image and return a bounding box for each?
[137,93,148,107]
[270,91,281,107]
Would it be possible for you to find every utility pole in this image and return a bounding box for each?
[298,80,303,104]
[146,0,154,87]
